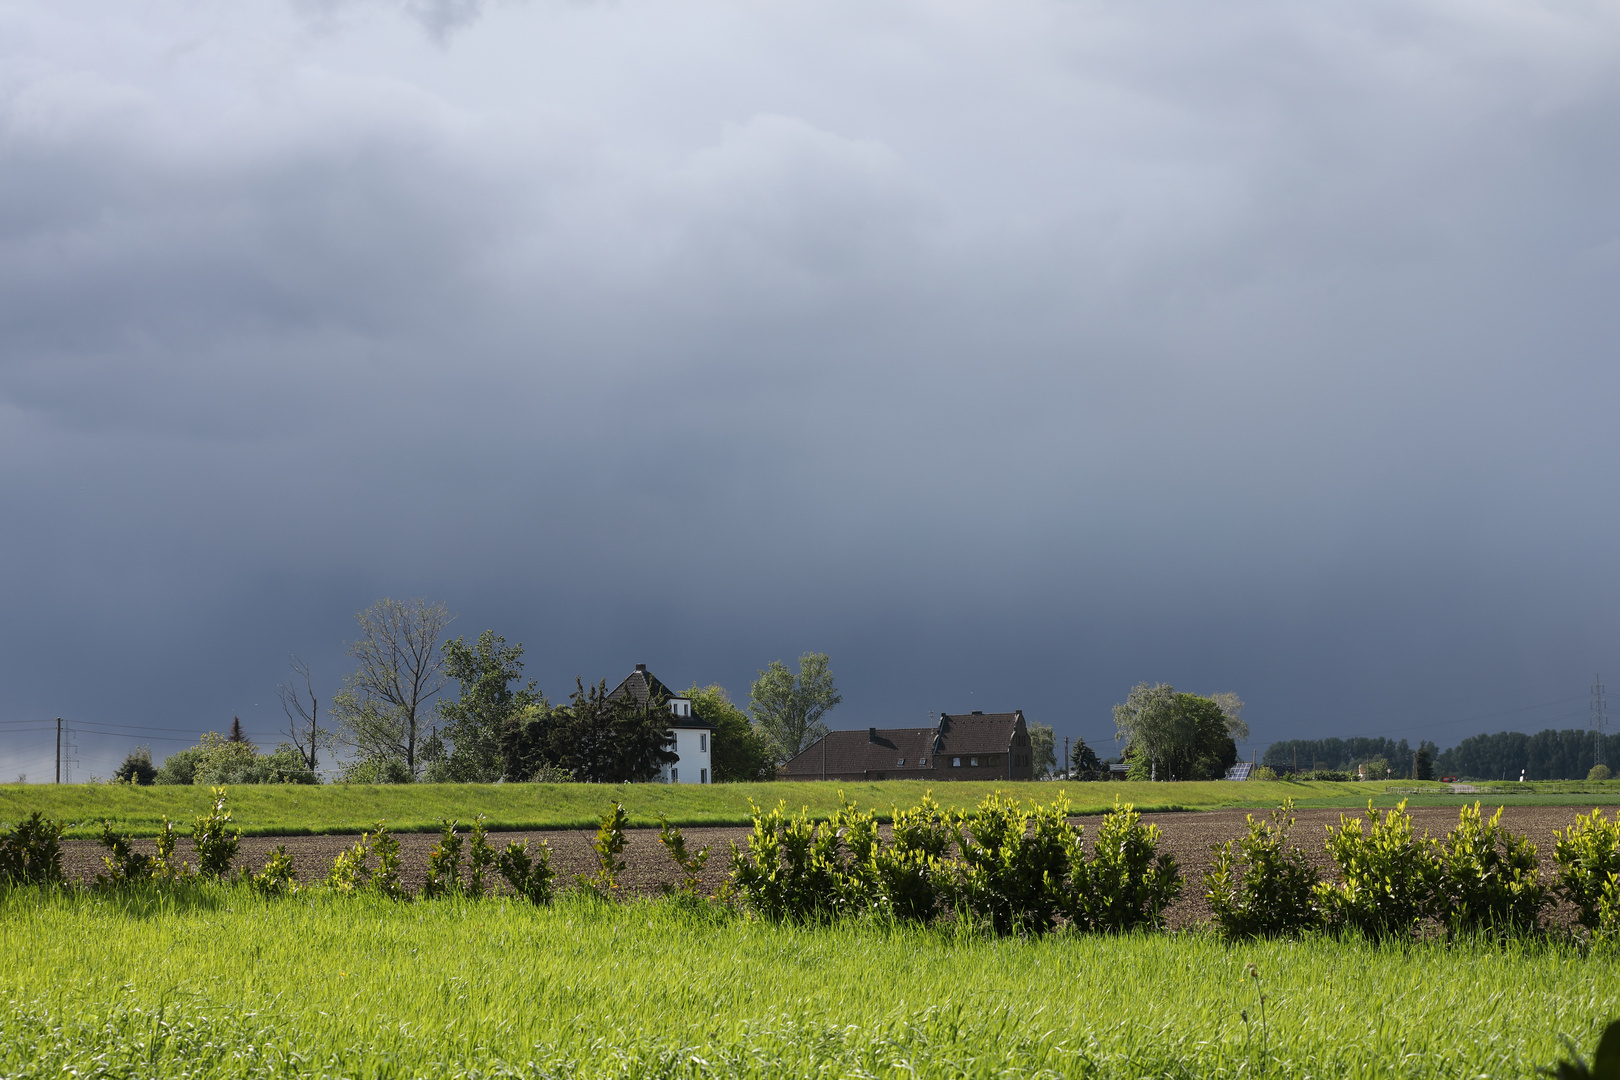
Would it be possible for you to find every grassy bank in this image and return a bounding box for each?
[5,778,1618,838]
[1,884,1613,1079]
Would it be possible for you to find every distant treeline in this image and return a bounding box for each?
[1264,729,1618,781]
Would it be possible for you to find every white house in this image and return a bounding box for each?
[606,663,713,784]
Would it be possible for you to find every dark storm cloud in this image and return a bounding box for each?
[2,0,1619,779]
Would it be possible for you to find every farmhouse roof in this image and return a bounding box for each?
[777,710,1027,777]
[605,664,712,728]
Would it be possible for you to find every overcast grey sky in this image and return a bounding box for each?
[3,0,1619,780]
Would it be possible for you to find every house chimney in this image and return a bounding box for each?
[869,727,878,742]
[635,664,647,672]
[971,710,983,715]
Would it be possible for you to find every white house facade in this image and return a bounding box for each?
[607,664,713,784]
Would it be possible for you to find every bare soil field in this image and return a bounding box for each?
[59,804,1593,929]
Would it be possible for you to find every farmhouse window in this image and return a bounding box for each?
[952,757,961,767]
[897,758,905,765]
[920,757,927,765]
[986,755,998,766]
[700,733,707,752]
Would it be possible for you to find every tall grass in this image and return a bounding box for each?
[1,883,1614,1079]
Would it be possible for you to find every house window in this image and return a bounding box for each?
[700,768,708,784]
[970,757,979,767]
[952,757,961,767]
[986,755,998,766]
[920,757,927,765]
[897,758,905,766]
[700,733,707,752]
[671,767,679,782]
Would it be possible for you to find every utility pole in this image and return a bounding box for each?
[55,717,62,784]
[1593,676,1607,773]
[1064,736,1070,780]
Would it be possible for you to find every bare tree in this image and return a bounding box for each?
[277,655,330,773]
[331,598,454,777]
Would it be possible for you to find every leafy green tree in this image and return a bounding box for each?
[749,653,842,763]
[114,746,157,785]
[330,598,454,779]
[1027,722,1057,777]
[154,733,317,785]
[1070,738,1102,779]
[499,703,557,782]
[685,683,775,782]
[546,679,679,783]
[427,631,544,782]
[1113,684,1236,781]
[1413,747,1434,781]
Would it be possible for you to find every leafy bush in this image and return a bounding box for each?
[497,838,556,904]
[113,747,157,785]
[872,794,954,922]
[466,815,496,899]
[1316,800,1440,939]
[579,803,630,900]
[191,787,241,878]
[657,815,712,896]
[1436,802,1546,936]
[151,818,187,879]
[954,791,1075,934]
[423,820,465,899]
[371,823,406,899]
[1554,809,1620,932]
[0,812,64,886]
[1204,800,1323,939]
[327,835,372,894]
[1068,799,1182,932]
[729,801,842,922]
[1302,770,1352,782]
[337,755,414,784]
[249,846,300,896]
[1592,764,1614,783]
[155,734,317,785]
[1251,766,1279,781]
[96,821,153,883]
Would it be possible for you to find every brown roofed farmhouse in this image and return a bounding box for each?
[777,710,1035,781]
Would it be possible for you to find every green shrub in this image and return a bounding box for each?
[465,815,496,899]
[113,747,157,786]
[1251,766,1278,781]
[191,787,241,878]
[497,838,556,904]
[249,846,299,896]
[579,803,630,900]
[151,818,188,879]
[423,819,465,899]
[370,823,406,899]
[327,835,372,894]
[1436,802,1546,936]
[96,820,153,884]
[729,801,842,922]
[337,755,414,784]
[954,791,1075,935]
[1068,799,1181,932]
[872,794,954,922]
[1204,800,1323,939]
[0,812,64,886]
[1591,764,1613,783]
[657,815,712,897]
[1554,809,1620,932]
[1316,800,1440,939]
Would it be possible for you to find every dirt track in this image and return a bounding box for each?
[59,804,1593,929]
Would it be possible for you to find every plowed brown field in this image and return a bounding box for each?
[60,804,1593,929]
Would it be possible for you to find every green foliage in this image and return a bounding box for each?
[1069,738,1102,780]
[728,801,843,922]
[1252,765,1279,781]
[496,838,556,904]
[336,755,414,784]
[1542,1018,1620,1080]
[370,823,406,900]
[1026,722,1057,777]
[872,794,954,921]
[423,819,465,899]
[953,791,1074,934]
[1069,799,1182,932]
[657,815,712,896]
[114,747,157,785]
[0,812,64,886]
[748,653,842,763]
[96,821,153,884]
[1436,802,1547,936]
[465,814,496,899]
[327,835,372,894]
[191,787,241,878]
[1205,800,1323,939]
[686,684,775,782]
[1593,765,1614,782]
[1316,800,1440,939]
[154,733,316,786]
[430,630,544,783]
[580,803,630,899]
[1414,748,1435,781]
[249,846,300,897]
[546,679,679,783]
[498,704,559,783]
[151,818,186,879]
[1113,684,1237,781]
[1554,809,1620,931]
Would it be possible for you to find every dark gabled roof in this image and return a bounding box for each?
[936,712,1023,754]
[606,664,678,706]
[778,727,941,776]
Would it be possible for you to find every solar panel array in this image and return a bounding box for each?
[1224,762,1254,781]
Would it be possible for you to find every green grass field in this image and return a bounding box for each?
[5,777,1620,838]
[1,883,1613,1079]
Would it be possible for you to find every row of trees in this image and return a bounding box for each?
[133,598,844,785]
[1262,728,1620,782]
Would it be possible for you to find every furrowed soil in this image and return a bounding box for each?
[59,804,1593,928]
